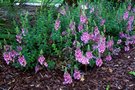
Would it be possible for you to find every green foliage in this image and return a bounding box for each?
[129,71,135,76]
[106,84,110,90]
[47,60,56,70]
[2,0,135,73]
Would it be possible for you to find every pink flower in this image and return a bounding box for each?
[81,32,90,44]
[3,52,12,65]
[80,56,89,65]
[93,34,100,42]
[100,19,105,26]
[16,34,22,43]
[10,50,18,58]
[106,40,114,49]
[44,62,48,67]
[117,39,122,44]
[123,11,129,20]
[63,72,72,84]
[38,55,45,65]
[78,24,83,32]
[54,19,60,30]
[73,69,81,80]
[80,15,87,24]
[86,51,93,59]
[98,37,106,53]
[129,16,134,23]
[127,22,132,31]
[75,48,83,62]
[124,46,130,51]
[106,55,112,61]
[96,58,103,67]
[98,43,106,53]
[35,65,40,73]
[132,8,135,13]
[94,26,99,36]
[18,55,27,67]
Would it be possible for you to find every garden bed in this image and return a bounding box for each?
[0,48,135,90]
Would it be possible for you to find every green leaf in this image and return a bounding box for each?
[129,71,135,76]
[106,84,110,90]
[47,60,56,70]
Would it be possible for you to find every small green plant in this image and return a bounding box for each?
[106,84,110,90]
[129,71,135,76]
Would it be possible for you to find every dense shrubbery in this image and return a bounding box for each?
[2,0,135,84]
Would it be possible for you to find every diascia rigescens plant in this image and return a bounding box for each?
[2,0,135,84]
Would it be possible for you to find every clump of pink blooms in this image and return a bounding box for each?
[123,11,129,20]
[63,72,73,84]
[106,55,112,61]
[73,69,81,80]
[38,55,48,67]
[96,58,103,67]
[81,32,90,44]
[18,55,27,67]
[80,15,87,24]
[3,45,19,65]
[75,48,90,65]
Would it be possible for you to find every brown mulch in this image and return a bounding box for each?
[0,48,135,90]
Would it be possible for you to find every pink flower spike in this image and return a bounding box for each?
[129,16,134,23]
[44,62,48,67]
[106,55,112,61]
[81,56,89,65]
[124,46,130,51]
[98,37,106,53]
[73,69,81,80]
[3,52,12,65]
[96,58,103,67]
[18,55,27,67]
[81,32,90,44]
[10,50,18,58]
[16,34,22,43]
[94,26,99,36]
[98,44,106,53]
[38,55,45,65]
[106,40,114,49]
[35,65,40,73]
[75,48,83,62]
[80,15,87,24]
[54,19,60,30]
[63,72,72,84]
[123,11,129,20]
[86,51,93,59]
